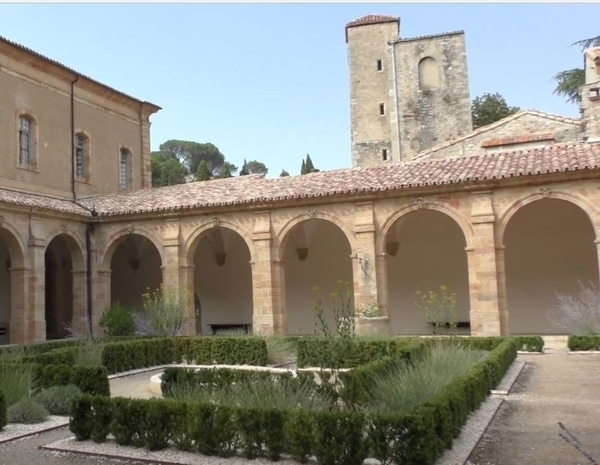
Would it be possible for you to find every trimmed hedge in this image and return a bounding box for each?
[568,335,600,351]
[514,336,545,352]
[0,362,109,396]
[101,337,268,374]
[71,338,518,464]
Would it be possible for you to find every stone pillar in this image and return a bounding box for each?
[495,246,510,336]
[28,243,46,343]
[181,264,197,336]
[9,266,27,344]
[95,269,112,336]
[467,191,502,336]
[353,202,390,336]
[140,104,154,189]
[71,268,88,334]
[251,211,284,335]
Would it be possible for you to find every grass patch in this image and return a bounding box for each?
[362,343,487,415]
[265,336,296,365]
[0,363,36,406]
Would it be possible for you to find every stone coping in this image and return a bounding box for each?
[567,350,600,355]
[0,416,68,444]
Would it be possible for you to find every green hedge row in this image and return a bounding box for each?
[101,337,268,374]
[0,362,110,396]
[568,335,600,351]
[0,391,6,431]
[71,339,518,464]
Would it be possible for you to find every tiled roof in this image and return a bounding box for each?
[345,14,399,42]
[72,142,600,217]
[413,110,582,161]
[0,188,90,216]
[0,36,161,112]
[3,142,599,218]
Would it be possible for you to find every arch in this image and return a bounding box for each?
[384,207,471,335]
[45,228,86,270]
[191,225,253,335]
[378,202,473,255]
[503,197,599,334]
[184,220,255,265]
[100,227,164,270]
[418,56,440,91]
[275,211,356,261]
[497,190,600,246]
[0,220,26,268]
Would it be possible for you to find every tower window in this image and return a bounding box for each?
[382,149,388,161]
[377,59,383,71]
[379,103,385,116]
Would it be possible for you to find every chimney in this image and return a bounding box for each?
[580,47,600,143]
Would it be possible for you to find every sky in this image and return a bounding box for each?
[0,3,597,176]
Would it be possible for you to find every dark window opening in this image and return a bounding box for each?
[379,103,385,116]
[377,59,383,71]
[382,149,388,161]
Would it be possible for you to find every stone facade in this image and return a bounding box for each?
[346,15,473,167]
[2,27,600,345]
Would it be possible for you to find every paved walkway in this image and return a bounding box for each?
[468,349,600,464]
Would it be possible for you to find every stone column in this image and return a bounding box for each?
[181,264,196,336]
[251,211,284,335]
[353,201,390,336]
[71,268,88,334]
[467,191,502,336]
[9,266,27,344]
[95,269,112,336]
[495,245,510,336]
[28,243,46,343]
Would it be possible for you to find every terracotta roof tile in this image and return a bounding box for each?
[75,142,600,217]
[345,15,399,42]
[0,188,90,216]
[3,142,599,218]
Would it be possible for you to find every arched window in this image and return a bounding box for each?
[75,133,89,179]
[119,148,132,190]
[18,115,35,167]
[418,57,440,91]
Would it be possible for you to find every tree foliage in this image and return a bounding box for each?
[553,36,600,105]
[151,152,187,187]
[471,92,520,129]
[155,140,226,176]
[279,169,290,177]
[300,154,319,175]
[196,160,212,182]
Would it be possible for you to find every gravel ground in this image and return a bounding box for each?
[0,416,68,444]
[468,353,600,465]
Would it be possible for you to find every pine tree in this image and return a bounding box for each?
[220,164,233,178]
[279,169,290,177]
[305,154,315,173]
[300,159,307,175]
[239,159,249,176]
[195,160,212,181]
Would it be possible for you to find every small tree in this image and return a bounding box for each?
[414,285,458,335]
[196,160,212,181]
[471,92,520,129]
[279,169,290,177]
[239,159,250,176]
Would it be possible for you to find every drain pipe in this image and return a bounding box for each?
[390,41,403,162]
[70,75,95,336]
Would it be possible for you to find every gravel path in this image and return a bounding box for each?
[109,369,163,399]
[468,352,600,465]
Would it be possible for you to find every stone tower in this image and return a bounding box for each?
[580,47,600,143]
[346,15,474,167]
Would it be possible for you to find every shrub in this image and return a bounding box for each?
[8,398,48,424]
[264,335,296,365]
[568,335,600,351]
[0,363,35,406]
[515,336,545,352]
[71,340,105,367]
[72,366,110,396]
[33,384,81,415]
[415,285,459,336]
[99,302,136,337]
[135,286,189,337]
[548,282,600,335]
[312,280,356,340]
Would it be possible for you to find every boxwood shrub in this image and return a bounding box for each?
[71,338,518,464]
[568,335,600,351]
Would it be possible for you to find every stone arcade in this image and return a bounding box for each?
[2,15,600,344]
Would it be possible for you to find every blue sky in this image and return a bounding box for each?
[0,3,597,176]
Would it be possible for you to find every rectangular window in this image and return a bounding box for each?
[379,103,385,116]
[382,149,388,161]
[75,134,86,178]
[377,59,383,71]
[120,148,131,190]
[19,117,31,166]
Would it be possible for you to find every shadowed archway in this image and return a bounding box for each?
[504,198,599,334]
[385,209,470,335]
[0,226,25,344]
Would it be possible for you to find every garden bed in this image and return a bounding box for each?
[67,337,519,465]
[0,415,68,444]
